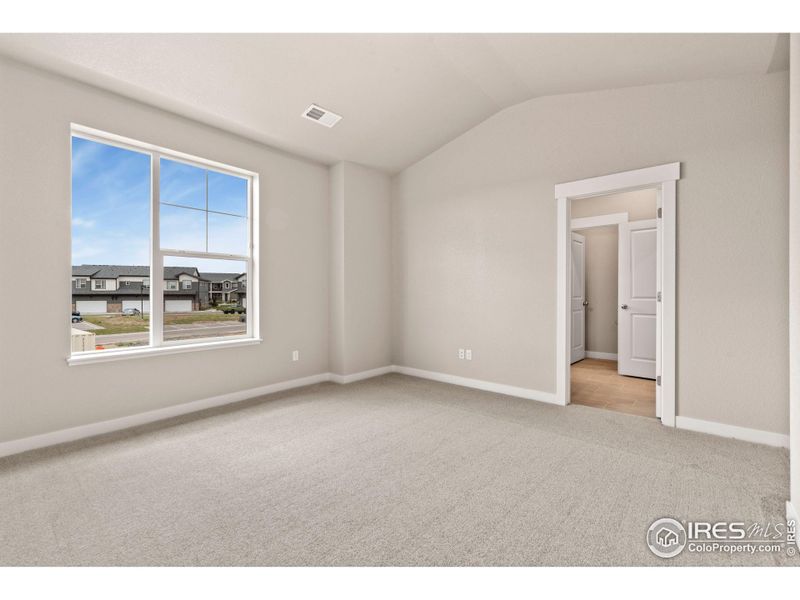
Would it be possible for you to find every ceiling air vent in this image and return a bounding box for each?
[302,104,342,128]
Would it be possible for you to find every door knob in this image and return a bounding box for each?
[620,304,629,310]
[582,300,589,306]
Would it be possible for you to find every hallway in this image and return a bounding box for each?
[570,358,656,418]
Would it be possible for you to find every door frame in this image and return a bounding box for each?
[570,212,628,365]
[555,162,680,426]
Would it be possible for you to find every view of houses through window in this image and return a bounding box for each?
[161,257,247,344]
[71,133,252,355]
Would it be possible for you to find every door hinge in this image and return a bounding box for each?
[657,291,662,302]
[657,207,662,218]
[656,375,661,386]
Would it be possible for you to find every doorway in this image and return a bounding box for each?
[569,190,658,418]
[554,163,680,426]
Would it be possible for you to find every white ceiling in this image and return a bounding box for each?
[0,33,788,173]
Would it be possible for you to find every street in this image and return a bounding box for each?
[95,321,246,345]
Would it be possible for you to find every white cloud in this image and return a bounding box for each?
[72,217,96,228]
[70,138,103,178]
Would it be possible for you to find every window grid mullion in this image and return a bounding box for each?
[205,170,209,253]
[158,201,245,219]
[151,153,164,348]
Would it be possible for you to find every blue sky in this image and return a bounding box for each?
[71,137,151,265]
[72,137,248,273]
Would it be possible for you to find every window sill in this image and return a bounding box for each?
[67,337,262,366]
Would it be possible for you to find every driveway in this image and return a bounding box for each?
[72,320,104,331]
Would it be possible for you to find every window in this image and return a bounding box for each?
[163,258,247,336]
[74,278,87,289]
[70,125,257,363]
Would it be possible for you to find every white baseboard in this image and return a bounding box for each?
[675,416,789,448]
[2,365,787,459]
[331,365,559,407]
[0,372,331,459]
[393,365,560,405]
[585,351,618,360]
[787,502,800,549]
[329,365,394,384]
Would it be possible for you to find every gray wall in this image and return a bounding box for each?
[571,189,657,221]
[789,34,799,517]
[0,56,791,449]
[572,189,657,355]
[392,72,789,435]
[330,163,346,374]
[329,161,392,375]
[576,226,618,355]
[0,58,331,443]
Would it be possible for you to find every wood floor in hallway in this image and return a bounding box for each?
[570,358,656,418]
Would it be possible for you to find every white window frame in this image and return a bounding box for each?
[68,124,260,365]
[93,279,106,290]
[75,278,87,289]
[182,280,193,290]
[165,280,179,291]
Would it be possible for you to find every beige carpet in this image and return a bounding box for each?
[0,374,794,566]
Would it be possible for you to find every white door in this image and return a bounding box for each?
[165,299,193,313]
[122,300,150,313]
[76,300,108,314]
[618,220,657,379]
[570,232,586,364]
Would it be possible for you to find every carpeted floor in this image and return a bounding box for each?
[0,374,794,566]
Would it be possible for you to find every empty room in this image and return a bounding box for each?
[2,8,800,590]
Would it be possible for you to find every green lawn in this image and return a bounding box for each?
[166,313,241,325]
[85,312,240,334]
[84,315,149,335]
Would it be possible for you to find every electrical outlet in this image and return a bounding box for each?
[292,350,299,361]
[458,348,465,359]
[465,349,472,361]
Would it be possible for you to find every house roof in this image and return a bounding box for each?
[72,265,201,280]
[72,265,105,277]
[199,272,244,283]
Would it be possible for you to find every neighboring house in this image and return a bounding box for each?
[236,273,247,309]
[199,272,247,307]
[71,265,211,314]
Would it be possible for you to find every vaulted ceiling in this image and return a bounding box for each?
[0,33,788,173]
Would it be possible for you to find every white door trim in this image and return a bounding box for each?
[571,212,628,230]
[555,163,680,199]
[555,162,680,427]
